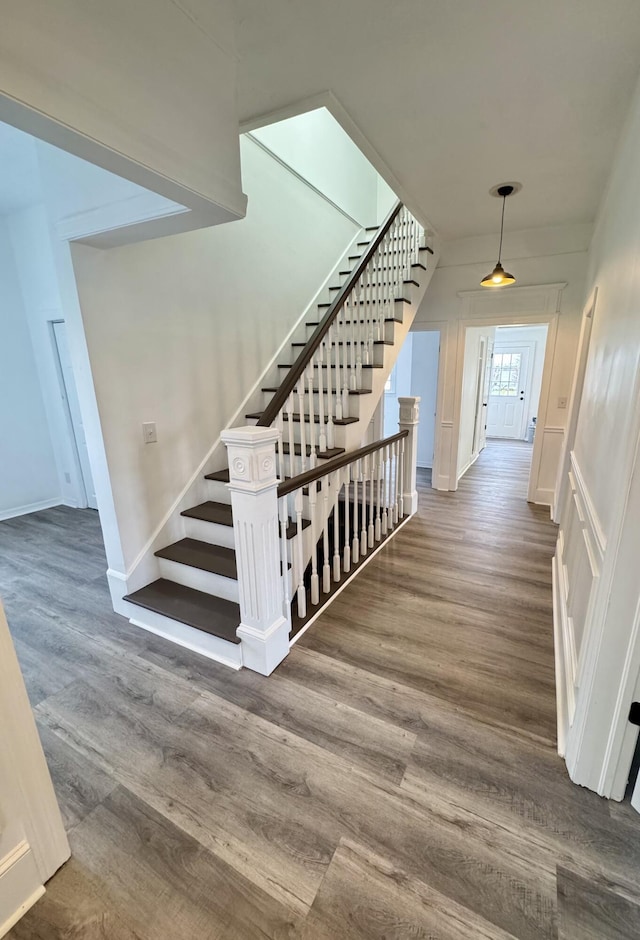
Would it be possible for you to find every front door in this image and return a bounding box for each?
[487,345,530,439]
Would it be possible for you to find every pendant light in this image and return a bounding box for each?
[481,184,518,287]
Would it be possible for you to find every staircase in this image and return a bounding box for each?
[122,203,433,671]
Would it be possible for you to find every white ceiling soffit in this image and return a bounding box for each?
[235,0,640,239]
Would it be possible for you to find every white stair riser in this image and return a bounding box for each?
[305,320,398,344]
[157,557,239,602]
[126,604,242,669]
[205,479,231,504]
[183,516,236,549]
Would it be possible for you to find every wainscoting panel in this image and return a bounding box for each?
[553,452,604,749]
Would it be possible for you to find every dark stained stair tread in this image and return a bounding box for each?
[281,442,345,458]
[262,386,371,395]
[281,517,311,539]
[291,340,393,347]
[204,468,230,483]
[123,579,240,643]
[181,501,233,526]
[155,538,236,579]
[278,362,381,369]
[246,411,357,425]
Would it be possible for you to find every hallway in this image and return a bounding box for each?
[3,441,640,939]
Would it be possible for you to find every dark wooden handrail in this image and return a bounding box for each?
[257,200,404,428]
[277,429,408,498]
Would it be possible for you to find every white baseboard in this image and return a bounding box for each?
[552,554,569,757]
[0,499,62,522]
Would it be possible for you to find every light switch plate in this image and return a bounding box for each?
[142,422,157,443]
[558,397,568,409]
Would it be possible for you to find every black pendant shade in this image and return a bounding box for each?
[481,185,516,287]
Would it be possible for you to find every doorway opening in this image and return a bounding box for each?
[457,321,549,492]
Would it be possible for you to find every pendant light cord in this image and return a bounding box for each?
[497,194,506,264]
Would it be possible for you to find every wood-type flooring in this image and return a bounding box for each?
[2,439,640,938]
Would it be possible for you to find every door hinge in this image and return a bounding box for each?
[629,702,640,725]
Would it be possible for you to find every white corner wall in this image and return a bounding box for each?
[70,137,360,573]
[0,217,59,519]
[383,334,413,436]
[557,71,640,797]
[251,108,387,226]
[6,203,88,509]
[411,331,440,469]
[416,223,590,500]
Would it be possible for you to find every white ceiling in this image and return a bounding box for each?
[0,122,42,216]
[235,0,640,239]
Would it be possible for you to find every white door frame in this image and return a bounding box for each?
[553,287,597,522]
[0,601,69,936]
[451,312,558,502]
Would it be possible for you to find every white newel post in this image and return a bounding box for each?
[221,427,290,676]
[398,396,420,516]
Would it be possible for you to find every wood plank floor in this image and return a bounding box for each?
[2,439,640,939]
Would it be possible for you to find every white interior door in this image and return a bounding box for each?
[52,321,98,510]
[487,345,531,439]
[477,337,494,454]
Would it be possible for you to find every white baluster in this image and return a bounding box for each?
[275,411,284,482]
[392,440,400,525]
[398,436,405,519]
[285,390,296,481]
[294,487,306,618]
[359,459,367,558]
[332,469,341,582]
[327,326,337,448]
[375,448,382,541]
[296,379,307,474]
[341,311,350,414]
[278,495,291,618]
[349,294,358,391]
[343,465,351,573]
[381,444,389,536]
[368,453,375,548]
[355,277,363,389]
[309,479,319,605]
[322,478,331,594]
[317,342,327,455]
[307,361,318,467]
[352,463,360,565]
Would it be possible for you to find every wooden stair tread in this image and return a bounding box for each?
[291,340,393,347]
[317,297,409,308]
[181,501,233,526]
[281,442,345,458]
[124,579,240,643]
[262,386,371,395]
[155,538,236,579]
[278,362,382,369]
[306,316,402,327]
[204,468,230,483]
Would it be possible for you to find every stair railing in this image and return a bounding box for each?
[257,201,425,477]
[221,396,420,675]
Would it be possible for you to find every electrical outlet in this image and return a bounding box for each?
[64,472,71,484]
[558,397,568,409]
[142,422,157,444]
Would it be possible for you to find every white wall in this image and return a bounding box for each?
[557,72,640,796]
[411,331,440,469]
[71,138,359,573]
[6,203,87,509]
[383,335,413,436]
[252,108,384,226]
[493,323,549,432]
[0,217,59,519]
[0,0,245,228]
[416,223,589,500]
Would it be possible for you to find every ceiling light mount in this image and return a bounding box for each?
[481,181,522,288]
